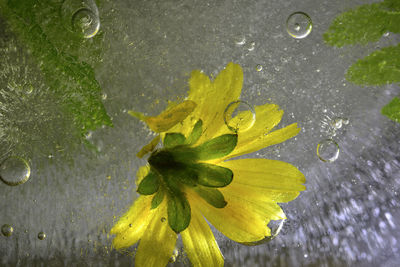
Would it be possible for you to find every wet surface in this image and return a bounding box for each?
[1,0,400,266]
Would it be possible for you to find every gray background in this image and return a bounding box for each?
[1,0,400,266]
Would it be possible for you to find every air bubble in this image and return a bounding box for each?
[38,231,46,240]
[72,8,100,38]
[161,217,166,222]
[224,101,256,133]
[1,224,14,237]
[286,12,313,39]
[234,36,246,46]
[317,139,339,163]
[255,64,263,72]
[169,248,179,263]
[0,156,31,186]
[239,219,285,245]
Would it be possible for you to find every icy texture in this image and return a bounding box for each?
[1,0,400,266]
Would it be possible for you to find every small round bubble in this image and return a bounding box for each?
[317,139,340,163]
[224,101,256,133]
[161,217,166,222]
[1,224,14,237]
[286,12,312,39]
[256,64,263,72]
[0,156,31,186]
[38,231,46,240]
[72,8,100,38]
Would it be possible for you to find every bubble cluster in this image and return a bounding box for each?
[0,156,31,186]
[286,12,313,39]
[223,101,256,133]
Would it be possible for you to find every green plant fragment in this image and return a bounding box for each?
[151,188,165,209]
[0,0,112,136]
[164,133,186,148]
[192,186,227,208]
[193,134,237,160]
[346,43,400,86]
[323,2,400,47]
[185,120,203,145]
[382,97,400,123]
[167,192,191,233]
[137,171,160,195]
[190,163,233,188]
[137,135,161,158]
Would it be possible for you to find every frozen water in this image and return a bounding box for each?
[1,0,400,266]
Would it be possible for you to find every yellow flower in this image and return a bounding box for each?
[110,62,306,266]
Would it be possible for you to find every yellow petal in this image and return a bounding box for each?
[218,159,306,192]
[188,190,271,243]
[135,200,177,267]
[221,123,301,161]
[174,63,243,144]
[181,204,224,267]
[137,135,160,158]
[111,196,154,249]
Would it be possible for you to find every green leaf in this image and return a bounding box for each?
[192,186,227,208]
[190,163,233,188]
[346,43,400,86]
[0,0,112,137]
[185,120,203,145]
[323,2,398,47]
[167,192,191,233]
[137,171,160,195]
[164,133,186,148]
[382,97,400,123]
[151,188,165,209]
[137,135,160,158]
[193,134,237,160]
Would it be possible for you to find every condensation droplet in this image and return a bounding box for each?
[72,8,100,38]
[255,64,263,72]
[169,248,179,263]
[286,12,313,39]
[0,156,31,186]
[317,139,340,163]
[234,36,246,46]
[38,231,46,240]
[1,224,14,237]
[224,101,256,133]
[161,217,166,222]
[246,41,255,51]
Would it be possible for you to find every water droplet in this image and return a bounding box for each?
[317,139,339,163]
[224,101,256,133]
[239,219,285,246]
[383,32,390,37]
[72,8,100,38]
[161,217,166,222]
[286,12,312,39]
[0,156,31,186]
[169,248,179,263]
[129,223,132,227]
[234,36,246,46]
[255,64,263,72]
[1,224,14,237]
[330,118,343,129]
[38,231,46,240]
[101,93,107,100]
[246,41,255,51]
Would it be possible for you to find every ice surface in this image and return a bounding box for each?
[1,0,400,266]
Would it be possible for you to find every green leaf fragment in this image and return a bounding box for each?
[346,43,400,86]
[382,97,400,123]
[0,0,112,136]
[192,186,227,208]
[151,188,165,209]
[167,192,191,233]
[190,163,233,188]
[164,133,186,148]
[137,135,160,158]
[137,171,160,195]
[185,120,203,145]
[193,134,238,160]
[323,2,399,47]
